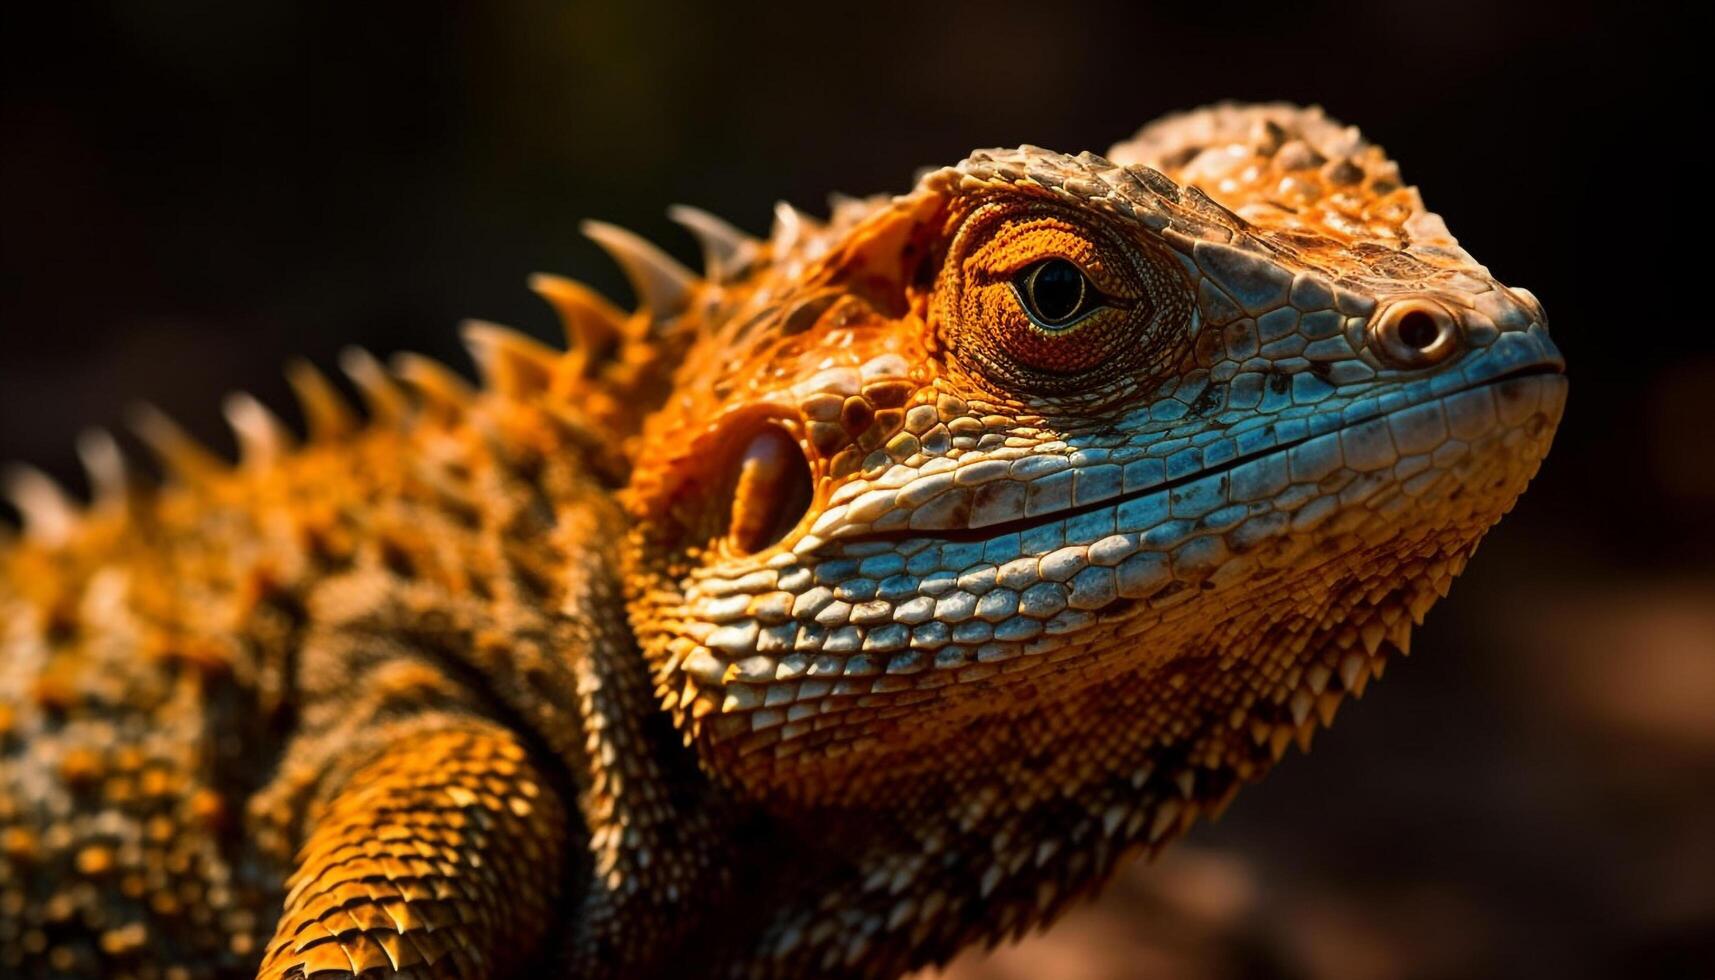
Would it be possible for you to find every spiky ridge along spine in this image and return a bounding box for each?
[0,208,724,977]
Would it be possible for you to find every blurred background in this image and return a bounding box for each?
[2,2,1708,978]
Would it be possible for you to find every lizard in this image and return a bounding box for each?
[0,102,1566,979]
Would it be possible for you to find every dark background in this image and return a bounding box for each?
[3,2,1709,978]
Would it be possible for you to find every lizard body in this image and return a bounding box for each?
[0,103,1565,978]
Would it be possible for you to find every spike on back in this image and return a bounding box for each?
[338,348,409,424]
[285,360,357,442]
[390,352,475,419]
[223,392,294,469]
[459,320,559,397]
[75,429,129,512]
[528,272,627,371]
[1,464,79,544]
[128,404,226,483]
[770,201,811,254]
[580,220,698,328]
[667,205,757,283]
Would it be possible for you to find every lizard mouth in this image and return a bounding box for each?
[845,362,1565,546]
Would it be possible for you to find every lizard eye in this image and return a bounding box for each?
[937,200,1193,395]
[1014,258,1102,328]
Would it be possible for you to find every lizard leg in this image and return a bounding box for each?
[255,717,568,980]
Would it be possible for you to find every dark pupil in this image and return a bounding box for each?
[1028,259,1086,325]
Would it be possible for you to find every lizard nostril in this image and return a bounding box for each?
[725,425,814,555]
[1370,299,1459,369]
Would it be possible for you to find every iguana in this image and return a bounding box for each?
[0,103,1565,979]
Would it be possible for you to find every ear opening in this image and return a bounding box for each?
[723,424,814,555]
[640,404,818,559]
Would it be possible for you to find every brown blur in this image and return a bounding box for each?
[2,2,1706,978]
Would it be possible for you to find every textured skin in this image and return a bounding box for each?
[0,104,1565,978]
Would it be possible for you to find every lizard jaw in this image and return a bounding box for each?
[660,365,1564,809]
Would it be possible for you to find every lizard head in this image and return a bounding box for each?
[621,105,1564,845]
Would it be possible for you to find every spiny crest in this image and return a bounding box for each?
[75,429,129,513]
[222,392,294,470]
[460,320,561,397]
[284,359,358,441]
[129,403,229,483]
[390,352,475,420]
[1,209,765,541]
[1,429,130,545]
[337,347,410,424]
[760,194,896,274]
[667,206,758,284]
[0,464,79,545]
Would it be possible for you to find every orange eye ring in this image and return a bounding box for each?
[1369,299,1460,369]
[935,199,1193,398]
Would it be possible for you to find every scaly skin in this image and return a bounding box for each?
[0,104,1564,978]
